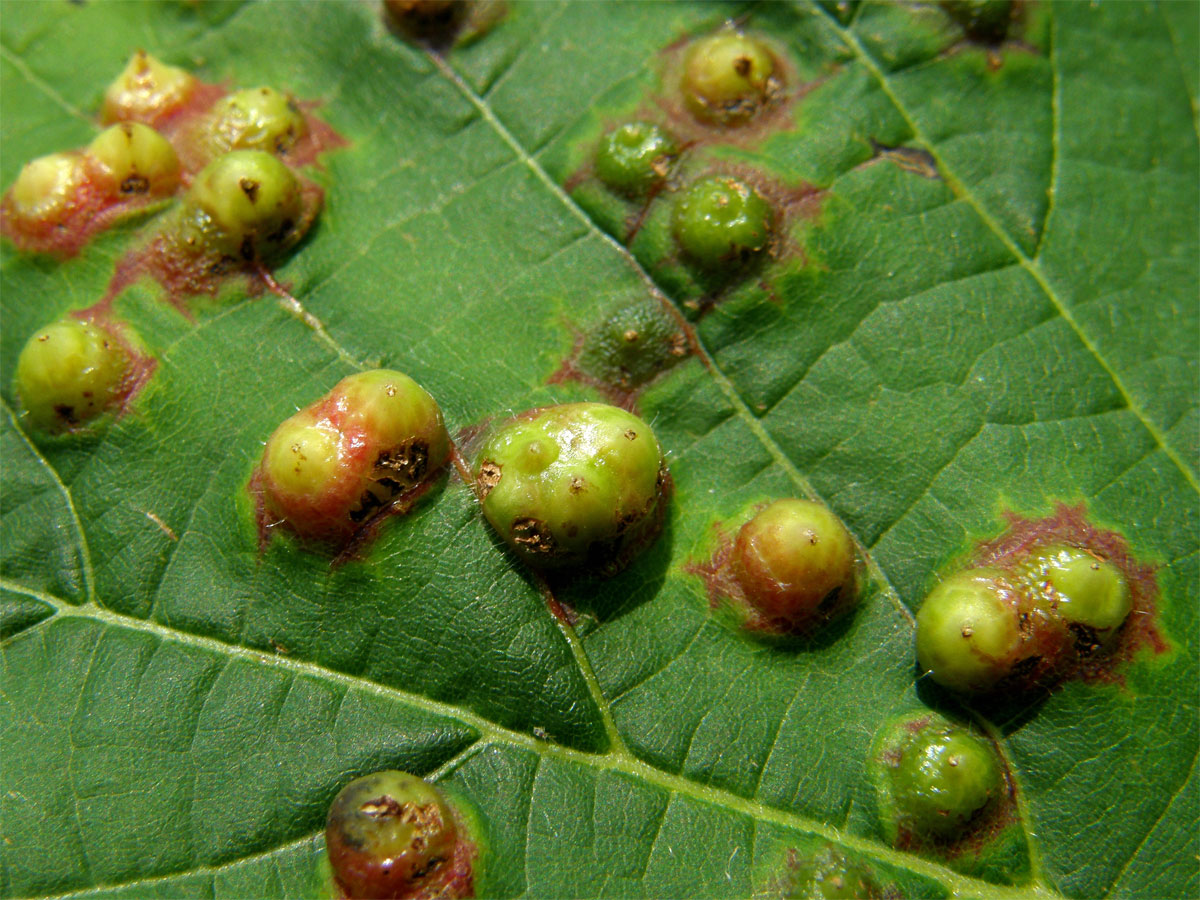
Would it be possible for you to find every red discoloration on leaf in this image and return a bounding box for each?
[96,179,321,317]
[685,518,750,612]
[0,155,170,258]
[288,101,351,169]
[969,501,1168,683]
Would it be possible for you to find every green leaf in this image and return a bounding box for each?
[1,2,1195,899]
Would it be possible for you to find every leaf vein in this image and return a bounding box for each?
[822,3,1200,494]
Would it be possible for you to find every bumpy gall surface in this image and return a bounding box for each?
[205,86,309,156]
[259,370,449,545]
[887,723,1002,841]
[915,569,1024,694]
[731,499,858,633]
[474,402,667,573]
[7,153,87,223]
[672,175,773,268]
[575,302,689,392]
[594,122,679,196]
[87,123,180,197]
[325,770,476,900]
[16,318,131,432]
[102,50,197,125]
[779,844,881,899]
[176,150,304,261]
[681,28,779,125]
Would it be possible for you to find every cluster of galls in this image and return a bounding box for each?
[324,770,484,900]
[258,376,670,576]
[3,51,320,262]
[915,543,1133,695]
[589,26,779,274]
[6,52,330,435]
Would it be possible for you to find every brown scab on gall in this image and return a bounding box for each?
[377,440,431,483]
[511,517,557,556]
[477,460,502,500]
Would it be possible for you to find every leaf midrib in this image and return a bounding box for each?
[0,577,1053,900]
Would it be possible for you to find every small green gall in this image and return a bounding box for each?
[325,770,478,900]
[15,318,130,432]
[681,28,779,125]
[594,122,678,196]
[915,569,1023,693]
[475,402,668,573]
[672,175,773,268]
[8,153,86,222]
[206,86,308,156]
[179,150,304,260]
[889,723,1002,840]
[577,301,688,391]
[779,844,881,900]
[1034,544,1132,635]
[102,50,197,125]
[259,369,449,544]
[942,0,1013,43]
[87,123,180,196]
[732,499,858,633]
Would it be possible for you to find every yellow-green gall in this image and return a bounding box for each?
[475,403,668,574]
[87,123,180,196]
[178,150,303,260]
[8,153,86,222]
[15,318,131,432]
[915,569,1024,693]
[1031,544,1132,636]
[102,50,196,125]
[682,28,779,125]
[206,87,308,156]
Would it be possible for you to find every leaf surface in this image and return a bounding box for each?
[1,2,1196,899]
